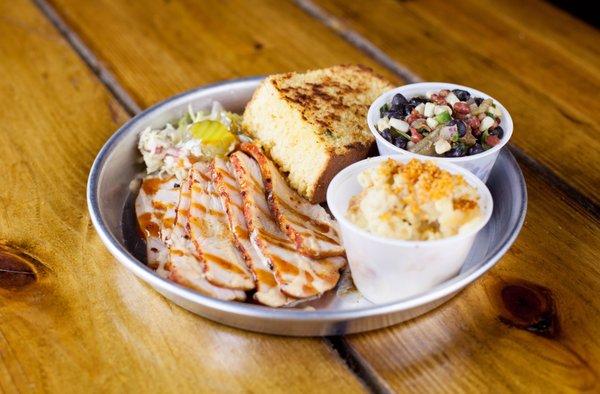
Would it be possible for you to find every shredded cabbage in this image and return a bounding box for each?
[137,102,242,180]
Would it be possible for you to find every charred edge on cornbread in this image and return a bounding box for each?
[242,64,394,203]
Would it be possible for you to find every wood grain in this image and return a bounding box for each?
[343,164,600,392]
[47,0,400,109]
[313,0,600,205]
[0,2,366,393]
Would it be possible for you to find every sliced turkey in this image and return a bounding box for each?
[240,143,344,258]
[167,173,246,301]
[212,157,295,307]
[230,151,346,299]
[135,176,180,277]
[188,162,255,290]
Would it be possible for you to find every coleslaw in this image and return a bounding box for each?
[138,102,243,180]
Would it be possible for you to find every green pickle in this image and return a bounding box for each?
[190,120,237,156]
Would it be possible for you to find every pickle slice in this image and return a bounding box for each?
[190,120,237,156]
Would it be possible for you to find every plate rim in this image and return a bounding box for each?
[87,76,528,322]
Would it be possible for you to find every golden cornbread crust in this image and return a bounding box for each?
[272,64,393,153]
[242,65,393,203]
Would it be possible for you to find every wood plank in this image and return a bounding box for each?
[47,0,400,109]
[0,2,366,392]
[313,0,600,205]
[341,164,600,391]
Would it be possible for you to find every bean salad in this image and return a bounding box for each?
[376,88,504,157]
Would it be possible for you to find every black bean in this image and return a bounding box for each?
[389,104,404,115]
[393,136,408,149]
[387,109,404,119]
[489,126,504,139]
[448,119,466,137]
[409,97,428,106]
[445,143,466,157]
[467,143,484,156]
[381,128,393,142]
[402,104,416,117]
[452,89,471,101]
[474,97,484,106]
[391,93,408,108]
[389,100,406,116]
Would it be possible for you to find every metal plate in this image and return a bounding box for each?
[87,77,527,336]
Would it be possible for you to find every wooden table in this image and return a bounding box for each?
[1,0,598,392]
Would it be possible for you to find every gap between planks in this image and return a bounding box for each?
[33,0,141,115]
[295,0,600,219]
[326,337,393,394]
[31,0,600,391]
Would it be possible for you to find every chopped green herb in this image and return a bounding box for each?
[418,125,430,134]
[481,130,490,149]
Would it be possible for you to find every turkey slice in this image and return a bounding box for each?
[135,176,180,277]
[212,157,295,307]
[240,143,344,258]
[230,151,346,299]
[188,162,255,291]
[167,173,246,301]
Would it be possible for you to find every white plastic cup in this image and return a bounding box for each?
[368,83,513,182]
[327,155,493,304]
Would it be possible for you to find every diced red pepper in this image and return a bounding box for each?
[431,94,447,105]
[486,135,501,146]
[406,112,422,124]
[411,130,423,143]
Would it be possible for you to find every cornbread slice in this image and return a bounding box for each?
[242,65,393,203]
